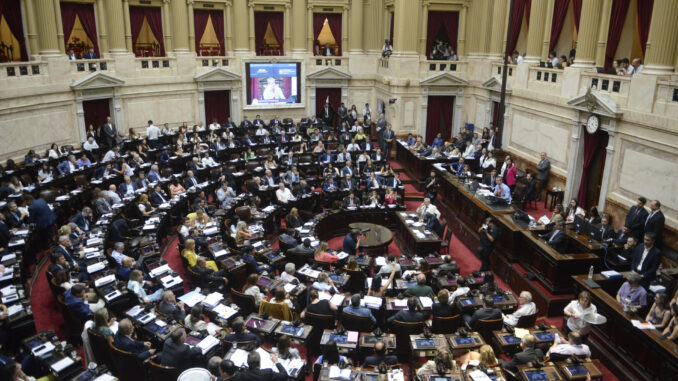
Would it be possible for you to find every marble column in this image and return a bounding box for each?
[478,0,492,55]
[342,6,349,54]
[564,118,585,205]
[393,0,418,54]
[541,0,554,58]
[594,0,612,67]
[349,0,364,53]
[34,0,60,54]
[95,0,109,54]
[524,0,547,63]
[457,4,467,56]
[232,0,249,52]
[123,0,133,51]
[162,0,174,52]
[291,0,306,53]
[466,0,481,56]
[489,0,507,59]
[188,1,196,52]
[284,3,291,54]
[418,2,429,56]
[248,2,255,52]
[22,0,39,57]
[571,0,604,67]
[224,3,233,53]
[106,0,126,53]
[643,0,678,74]
[53,0,64,53]
[597,128,616,210]
[171,0,189,51]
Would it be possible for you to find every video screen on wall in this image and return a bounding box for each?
[246,62,301,106]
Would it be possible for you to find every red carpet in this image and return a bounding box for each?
[30,258,68,340]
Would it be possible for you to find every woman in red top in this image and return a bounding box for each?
[505,158,517,191]
[384,188,397,205]
[314,241,339,264]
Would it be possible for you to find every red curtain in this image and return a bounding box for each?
[0,0,28,61]
[254,12,284,55]
[572,0,582,31]
[389,12,394,45]
[83,99,110,129]
[129,6,165,56]
[60,2,100,57]
[204,90,230,123]
[604,0,630,69]
[577,129,608,208]
[508,0,528,55]
[426,11,459,57]
[549,0,570,51]
[426,96,454,144]
[283,77,292,99]
[312,13,342,56]
[250,78,260,101]
[525,0,532,27]
[315,88,341,120]
[194,10,225,56]
[637,0,654,55]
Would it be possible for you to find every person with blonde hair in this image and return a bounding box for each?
[235,220,254,245]
[417,349,456,376]
[182,239,219,271]
[242,273,265,306]
[314,241,339,264]
[457,344,498,369]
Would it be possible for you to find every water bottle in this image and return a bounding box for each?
[588,266,594,280]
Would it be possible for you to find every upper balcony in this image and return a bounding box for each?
[420,59,467,78]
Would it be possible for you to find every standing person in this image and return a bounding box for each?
[101,116,117,148]
[376,113,386,149]
[322,100,334,127]
[644,200,665,248]
[146,120,161,149]
[26,194,57,261]
[382,124,395,158]
[477,217,499,272]
[535,152,550,201]
[624,197,649,240]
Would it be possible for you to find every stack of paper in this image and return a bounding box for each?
[87,262,106,274]
[179,290,206,307]
[230,349,249,367]
[631,320,655,330]
[329,294,345,306]
[7,304,24,316]
[392,299,408,308]
[419,296,433,308]
[363,296,382,308]
[336,252,349,260]
[94,274,116,287]
[212,304,238,320]
[203,292,223,307]
[328,366,352,380]
[197,335,220,354]
[150,264,171,277]
[601,270,622,279]
[213,248,228,258]
[51,357,75,372]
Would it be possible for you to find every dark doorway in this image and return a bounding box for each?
[492,101,500,127]
[204,90,230,124]
[583,130,608,209]
[315,87,341,127]
[83,99,111,129]
[425,96,454,144]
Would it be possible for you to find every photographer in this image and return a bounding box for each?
[478,217,499,272]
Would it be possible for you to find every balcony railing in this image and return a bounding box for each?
[421,59,467,75]
[308,56,348,69]
[580,72,630,97]
[493,62,516,77]
[196,56,232,69]
[529,67,562,86]
[136,57,173,70]
[70,59,113,74]
[0,61,47,79]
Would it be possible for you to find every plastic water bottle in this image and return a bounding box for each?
[588,266,594,280]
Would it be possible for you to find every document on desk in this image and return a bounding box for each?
[150,264,171,277]
[538,215,551,225]
[631,320,656,330]
[375,257,387,266]
[336,251,349,260]
[87,262,106,274]
[281,358,305,376]
[328,366,352,380]
[203,292,223,307]
[51,357,75,372]
[212,304,238,320]
[329,294,345,306]
[283,283,297,293]
[178,290,205,307]
[419,296,433,308]
[392,299,408,308]
[7,304,24,316]
[230,349,249,367]
[197,335,220,354]
[363,295,383,308]
[1,253,16,262]
[256,347,276,370]
[467,370,492,381]
[94,274,116,287]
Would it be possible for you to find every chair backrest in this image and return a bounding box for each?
[147,355,180,381]
[303,312,336,357]
[340,312,373,332]
[285,249,311,269]
[235,206,252,222]
[431,314,461,334]
[74,174,88,188]
[39,189,58,203]
[88,329,116,373]
[515,312,539,329]
[390,320,424,356]
[185,265,206,289]
[109,341,146,381]
[259,300,293,321]
[160,167,173,178]
[473,318,504,343]
[231,289,256,316]
[343,269,367,295]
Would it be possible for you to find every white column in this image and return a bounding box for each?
[231,88,240,122]
[420,89,429,138]
[198,86,206,125]
[76,98,87,142]
[564,117,585,203]
[113,94,123,132]
[597,128,615,210]
[453,93,463,134]
[284,3,291,54]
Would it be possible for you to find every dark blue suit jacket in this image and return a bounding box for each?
[113,334,152,360]
[150,191,168,206]
[70,212,90,231]
[147,171,160,182]
[55,245,77,267]
[319,153,333,163]
[342,233,357,255]
[631,245,662,283]
[28,198,57,230]
[119,182,136,196]
[64,288,92,319]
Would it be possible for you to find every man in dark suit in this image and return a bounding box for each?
[337,103,348,123]
[376,113,387,149]
[239,351,288,381]
[341,174,356,191]
[101,116,117,148]
[0,212,11,245]
[225,317,261,344]
[70,207,93,232]
[279,229,300,247]
[319,149,333,164]
[612,225,632,245]
[26,194,57,251]
[5,202,26,229]
[631,233,662,288]
[184,170,200,189]
[83,47,98,59]
[150,185,169,206]
[644,200,665,247]
[387,297,424,323]
[542,221,567,253]
[193,258,229,288]
[382,124,395,158]
[239,116,252,129]
[343,192,360,208]
[119,176,136,197]
[464,296,502,326]
[114,319,156,360]
[362,341,398,368]
[535,152,550,201]
[322,101,334,126]
[64,284,93,320]
[624,197,649,240]
[158,290,186,321]
[47,252,71,277]
[525,173,537,202]
[501,334,544,373]
[160,328,201,369]
[483,169,498,188]
[425,213,444,238]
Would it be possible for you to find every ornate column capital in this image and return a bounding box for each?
[186,0,194,5]
[248,1,256,8]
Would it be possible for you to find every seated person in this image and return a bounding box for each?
[242,273,266,306]
[343,294,376,324]
[432,289,456,318]
[450,278,471,303]
[113,318,156,360]
[660,303,678,342]
[503,291,536,327]
[376,254,401,276]
[270,286,294,311]
[343,192,360,208]
[127,269,163,303]
[387,297,424,323]
[242,245,269,273]
[500,334,544,373]
[416,349,456,376]
[457,344,498,369]
[117,256,136,281]
[158,290,186,321]
[182,239,219,271]
[184,304,222,335]
[463,296,502,326]
[160,328,201,369]
[616,272,647,309]
[492,176,512,202]
[311,272,339,293]
[314,241,340,264]
[315,340,348,366]
[279,262,300,283]
[362,340,398,367]
[271,334,301,360]
[225,316,261,345]
[406,274,434,297]
[64,284,95,320]
[301,289,338,318]
[645,292,671,331]
[547,332,591,359]
[193,258,229,289]
[541,221,567,252]
[293,238,314,254]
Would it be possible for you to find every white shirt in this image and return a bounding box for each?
[549,342,591,358]
[280,272,299,283]
[628,64,643,75]
[263,86,285,100]
[107,190,121,204]
[179,225,190,238]
[564,300,597,335]
[146,125,160,140]
[110,250,129,265]
[202,157,217,167]
[516,55,524,63]
[463,145,476,159]
[416,203,441,219]
[276,188,294,203]
[48,149,60,159]
[209,123,221,130]
[255,128,266,136]
[481,157,496,169]
[83,140,99,151]
[162,127,173,135]
[503,302,536,326]
[244,285,265,305]
[103,150,117,162]
[637,246,651,272]
[347,143,360,152]
[449,287,470,303]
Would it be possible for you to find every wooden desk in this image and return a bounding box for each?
[348,222,393,256]
[445,332,485,356]
[359,333,396,351]
[572,274,678,381]
[320,329,359,351]
[245,313,280,335]
[555,360,603,380]
[519,365,563,381]
[493,328,560,355]
[395,211,442,255]
[409,334,447,357]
